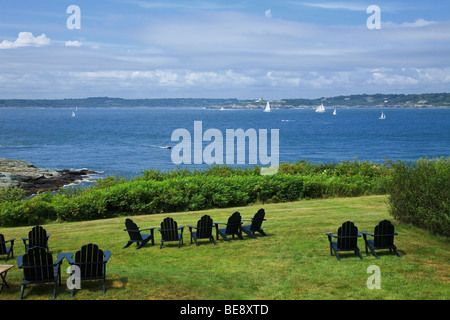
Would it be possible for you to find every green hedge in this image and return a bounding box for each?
[0,160,389,227]
[386,157,450,237]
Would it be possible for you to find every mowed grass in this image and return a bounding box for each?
[0,195,448,300]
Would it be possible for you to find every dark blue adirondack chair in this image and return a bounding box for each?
[0,234,15,262]
[123,218,155,249]
[65,243,112,297]
[326,221,363,261]
[241,209,268,238]
[361,220,401,259]
[17,247,65,300]
[158,217,184,249]
[188,215,216,246]
[22,225,50,252]
[215,211,244,242]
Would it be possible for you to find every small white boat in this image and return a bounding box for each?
[379,111,386,120]
[315,103,325,113]
[72,111,76,117]
[333,108,337,115]
[264,101,271,112]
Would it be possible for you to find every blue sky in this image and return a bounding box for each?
[0,0,449,99]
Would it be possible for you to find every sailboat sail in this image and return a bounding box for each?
[333,108,337,115]
[264,101,271,112]
[315,103,325,113]
[379,111,386,120]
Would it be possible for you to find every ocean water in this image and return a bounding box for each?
[0,106,449,181]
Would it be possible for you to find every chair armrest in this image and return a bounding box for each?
[4,238,15,244]
[54,253,65,265]
[65,253,75,264]
[325,232,337,238]
[140,227,156,232]
[187,225,196,232]
[17,255,24,268]
[103,251,112,263]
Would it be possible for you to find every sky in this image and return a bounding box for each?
[0,0,449,99]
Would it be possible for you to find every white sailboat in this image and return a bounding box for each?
[379,111,386,120]
[315,103,325,113]
[333,108,337,115]
[71,111,76,117]
[264,101,271,112]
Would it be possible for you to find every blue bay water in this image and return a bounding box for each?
[0,107,449,180]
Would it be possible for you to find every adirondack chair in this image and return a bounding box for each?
[326,221,363,261]
[241,209,268,239]
[215,211,244,242]
[65,243,112,297]
[17,247,65,300]
[361,220,401,259]
[158,217,184,249]
[123,218,155,249]
[0,234,15,262]
[22,225,50,252]
[188,215,216,246]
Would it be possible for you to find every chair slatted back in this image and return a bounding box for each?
[74,244,105,278]
[225,212,242,234]
[196,215,214,238]
[22,247,55,281]
[337,221,359,249]
[160,217,179,241]
[250,209,265,231]
[0,234,6,254]
[28,226,48,249]
[374,220,395,248]
[125,219,143,241]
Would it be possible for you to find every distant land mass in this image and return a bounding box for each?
[0,93,449,109]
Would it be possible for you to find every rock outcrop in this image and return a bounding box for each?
[0,158,98,195]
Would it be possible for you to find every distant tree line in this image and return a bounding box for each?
[1,93,449,108]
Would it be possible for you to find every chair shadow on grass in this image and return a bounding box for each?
[69,276,128,298]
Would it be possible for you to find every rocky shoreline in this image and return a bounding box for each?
[0,158,99,195]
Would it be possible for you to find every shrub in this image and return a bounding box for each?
[386,157,450,237]
[0,160,392,226]
[0,186,26,203]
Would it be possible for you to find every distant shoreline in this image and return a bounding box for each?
[1,93,449,109]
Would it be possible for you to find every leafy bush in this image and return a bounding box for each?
[0,186,26,203]
[0,160,391,227]
[386,157,450,237]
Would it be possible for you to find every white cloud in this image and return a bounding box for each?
[383,18,436,28]
[265,9,272,18]
[65,40,82,47]
[0,32,50,49]
[298,2,368,11]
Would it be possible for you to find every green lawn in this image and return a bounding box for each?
[0,195,448,300]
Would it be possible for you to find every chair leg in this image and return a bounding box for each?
[258,229,268,237]
[122,241,133,249]
[53,282,57,300]
[393,246,401,258]
[368,245,379,259]
[356,249,363,260]
[193,236,199,247]
[334,250,341,261]
[20,284,25,300]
